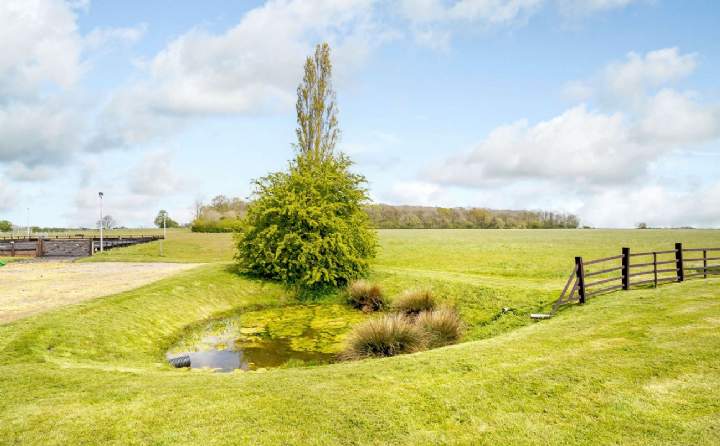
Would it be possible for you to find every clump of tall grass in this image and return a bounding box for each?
[392,289,436,316]
[415,307,464,348]
[346,280,386,312]
[342,314,426,360]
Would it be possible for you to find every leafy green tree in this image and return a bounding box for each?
[154,210,179,228]
[0,220,12,232]
[236,43,377,290]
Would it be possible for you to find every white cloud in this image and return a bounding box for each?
[0,0,131,174]
[638,89,720,145]
[84,23,147,50]
[128,150,190,196]
[398,0,542,24]
[382,180,451,206]
[556,0,639,16]
[434,47,720,187]
[0,2,150,172]
[59,151,192,227]
[567,47,699,106]
[0,179,18,211]
[67,187,158,228]
[139,0,377,116]
[603,48,697,98]
[429,47,720,227]
[562,80,594,102]
[0,0,84,98]
[85,85,183,152]
[397,0,640,47]
[433,105,652,186]
[397,0,447,23]
[449,0,543,23]
[579,181,720,228]
[4,163,54,182]
[86,0,384,151]
[0,101,84,167]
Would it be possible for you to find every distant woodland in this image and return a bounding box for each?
[191,195,580,232]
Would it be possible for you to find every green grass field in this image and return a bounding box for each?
[82,229,235,263]
[1,229,719,444]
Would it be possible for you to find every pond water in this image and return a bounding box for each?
[167,304,364,372]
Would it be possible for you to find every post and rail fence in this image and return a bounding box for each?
[533,242,720,319]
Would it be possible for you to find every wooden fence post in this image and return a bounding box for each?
[575,256,586,304]
[11,241,15,257]
[703,249,707,279]
[653,252,658,287]
[622,247,630,290]
[675,242,684,282]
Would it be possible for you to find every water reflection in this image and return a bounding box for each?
[186,350,246,372]
[167,304,362,372]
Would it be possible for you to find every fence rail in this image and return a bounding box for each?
[0,234,160,240]
[533,242,719,319]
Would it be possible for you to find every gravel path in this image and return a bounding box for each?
[0,261,201,324]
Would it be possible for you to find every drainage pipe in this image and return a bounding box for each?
[168,355,191,368]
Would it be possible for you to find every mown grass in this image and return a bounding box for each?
[84,229,718,338]
[1,229,719,444]
[1,269,718,444]
[83,229,234,263]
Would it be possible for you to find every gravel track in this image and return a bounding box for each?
[0,261,201,323]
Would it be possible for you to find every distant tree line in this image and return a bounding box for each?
[191,195,579,231]
[191,195,248,232]
[364,204,579,229]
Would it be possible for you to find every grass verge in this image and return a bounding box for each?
[1,271,718,444]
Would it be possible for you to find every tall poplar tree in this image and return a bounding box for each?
[236,43,377,290]
[294,42,340,161]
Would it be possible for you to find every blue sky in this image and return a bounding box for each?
[1,0,719,228]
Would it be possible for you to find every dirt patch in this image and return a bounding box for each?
[0,261,201,324]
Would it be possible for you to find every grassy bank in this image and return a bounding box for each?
[85,228,720,271]
[83,229,234,263]
[2,229,719,444]
[1,268,718,444]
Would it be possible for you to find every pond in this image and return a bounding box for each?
[167,304,365,372]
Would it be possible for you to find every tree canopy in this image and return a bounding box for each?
[154,210,180,228]
[235,43,377,290]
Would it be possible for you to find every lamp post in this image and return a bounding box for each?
[159,211,167,257]
[98,192,104,253]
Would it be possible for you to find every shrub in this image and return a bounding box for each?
[415,307,464,348]
[342,314,426,360]
[347,280,386,312]
[191,218,243,233]
[234,43,377,289]
[235,156,377,289]
[392,289,436,316]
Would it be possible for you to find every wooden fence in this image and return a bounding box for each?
[0,235,162,258]
[534,243,720,319]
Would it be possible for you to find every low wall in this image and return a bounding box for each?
[0,236,161,258]
[42,239,92,257]
[0,240,37,257]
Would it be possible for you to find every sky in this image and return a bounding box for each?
[0,0,719,229]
